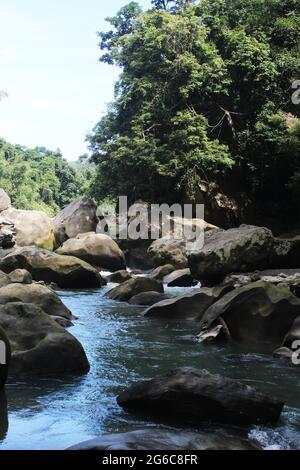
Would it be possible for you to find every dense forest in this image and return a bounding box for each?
[88,0,300,225]
[0,139,95,216]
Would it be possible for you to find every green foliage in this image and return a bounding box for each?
[0,140,96,215]
[89,0,300,216]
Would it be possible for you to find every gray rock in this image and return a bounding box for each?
[129,291,169,306]
[8,269,32,284]
[117,367,284,425]
[106,277,164,302]
[0,189,11,212]
[105,270,132,284]
[163,268,197,287]
[55,197,98,244]
[150,264,175,280]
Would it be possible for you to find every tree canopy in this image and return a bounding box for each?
[88,0,300,222]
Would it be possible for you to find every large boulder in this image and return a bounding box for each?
[0,283,73,320]
[0,189,11,212]
[189,225,275,283]
[2,208,56,251]
[148,238,188,269]
[106,277,163,302]
[56,233,126,271]
[0,302,89,375]
[144,286,232,321]
[69,428,260,451]
[0,246,105,289]
[197,281,300,349]
[117,368,284,425]
[0,217,16,249]
[0,326,11,389]
[163,268,197,287]
[55,197,98,244]
[129,291,169,306]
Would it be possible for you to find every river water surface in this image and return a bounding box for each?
[0,283,300,450]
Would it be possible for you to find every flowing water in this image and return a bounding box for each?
[0,282,300,450]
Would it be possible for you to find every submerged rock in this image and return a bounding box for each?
[143,285,232,321]
[56,233,126,272]
[117,367,284,426]
[54,197,98,244]
[68,428,260,451]
[163,268,197,287]
[0,302,89,375]
[0,246,105,288]
[2,208,56,251]
[189,225,275,283]
[129,291,169,306]
[106,277,163,302]
[0,283,73,320]
[198,281,300,349]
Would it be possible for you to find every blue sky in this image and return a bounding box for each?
[0,0,150,160]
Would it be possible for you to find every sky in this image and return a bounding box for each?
[0,0,150,160]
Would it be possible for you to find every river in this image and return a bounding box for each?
[0,282,299,450]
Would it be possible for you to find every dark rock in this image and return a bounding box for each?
[106,277,164,302]
[163,268,197,287]
[197,281,300,349]
[0,326,11,389]
[273,347,293,361]
[54,197,98,244]
[117,367,284,425]
[68,428,260,451]
[0,246,105,289]
[129,291,169,306]
[51,316,74,328]
[144,286,232,321]
[0,302,89,375]
[105,270,132,284]
[150,264,175,280]
[0,217,16,249]
[8,269,32,284]
[56,233,126,271]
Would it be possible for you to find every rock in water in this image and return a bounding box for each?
[106,277,163,302]
[0,302,89,375]
[0,283,73,320]
[2,208,56,251]
[0,189,11,212]
[105,270,132,284]
[129,291,169,306]
[55,197,98,244]
[68,428,260,451]
[0,246,105,288]
[150,264,175,280]
[117,367,284,425]
[0,326,11,389]
[198,281,300,348]
[163,268,197,287]
[56,233,126,271]
[143,285,232,321]
[189,225,274,283]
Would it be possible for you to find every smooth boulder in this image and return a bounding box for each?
[150,264,175,280]
[144,286,232,321]
[105,270,132,284]
[0,189,11,212]
[0,283,73,320]
[55,197,98,244]
[106,277,163,302]
[163,268,197,287]
[2,208,56,251]
[0,302,89,375]
[189,225,275,283]
[56,233,125,271]
[117,367,284,425]
[0,326,11,388]
[148,238,188,269]
[8,269,32,284]
[198,281,300,349]
[69,428,260,451]
[129,291,169,306]
[0,246,105,288]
